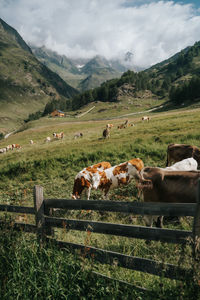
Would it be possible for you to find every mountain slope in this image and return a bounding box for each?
[0,18,78,132]
[32,47,123,91]
[64,40,200,111]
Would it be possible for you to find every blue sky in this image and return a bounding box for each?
[0,0,200,67]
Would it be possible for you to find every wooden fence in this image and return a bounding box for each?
[0,184,200,293]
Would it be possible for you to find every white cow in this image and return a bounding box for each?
[161,157,197,171]
[45,137,51,142]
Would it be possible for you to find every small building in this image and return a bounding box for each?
[51,109,65,117]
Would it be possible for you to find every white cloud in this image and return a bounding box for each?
[0,0,200,67]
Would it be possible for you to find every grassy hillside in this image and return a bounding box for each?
[0,18,78,133]
[0,106,200,297]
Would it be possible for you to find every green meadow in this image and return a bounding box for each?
[0,107,200,298]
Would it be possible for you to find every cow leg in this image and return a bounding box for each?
[86,187,91,200]
[155,216,163,228]
[144,215,153,227]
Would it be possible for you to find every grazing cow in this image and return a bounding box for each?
[166,143,200,167]
[72,158,144,200]
[45,137,51,142]
[142,116,150,121]
[137,167,200,227]
[74,132,83,139]
[12,144,21,149]
[53,132,64,139]
[103,128,110,139]
[6,145,12,151]
[118,120,129,129]
[72,161,112,200]
[0,148,7,153]
[30,140,34,145]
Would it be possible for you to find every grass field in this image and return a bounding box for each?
[0,106,200,298]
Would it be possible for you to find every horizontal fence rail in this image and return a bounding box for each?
[45,216,192,244]
[46,238,192,280]
[0,220,37,233]
[44,199,196,217]
[0,204,35,215]
[1,184,200,288]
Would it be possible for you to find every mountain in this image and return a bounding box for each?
[0,18,78,132]
[32,47,124,91]
[66,40,200,111]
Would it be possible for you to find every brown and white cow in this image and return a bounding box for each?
[72,158,144,200]
[72,161,112,200]
[166,143,200,167]
[118,120,129,129]
[53,132,64,139]
[142,116,150,121]
[137,167,200,227]
[103,128,110,139]
[12,144,21,149]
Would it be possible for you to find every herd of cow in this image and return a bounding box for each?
[72,143,200,227]
[0,143,21,153]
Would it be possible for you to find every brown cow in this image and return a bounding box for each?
[136,167,200,227]
[103,128,111,138]
[166,143,200,167]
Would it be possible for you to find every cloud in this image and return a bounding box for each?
[0,0,200,67]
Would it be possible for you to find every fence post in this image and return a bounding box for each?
[193,180,200,240]
[34,185,45,242]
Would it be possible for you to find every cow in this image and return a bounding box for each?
[166,143,200,167]
[162,157,198,171]
[142,116,150,121]
[72,161,112,200]
[12,144,21,149]
[45,137,51,142]
[72,158,144,200]
[53,132,64,139]
[118,120,129,129]
[136,167,200,227]
[74,132,83,139]
[103,128,110,139]
[6,145,12,151]
[0,148,7,153]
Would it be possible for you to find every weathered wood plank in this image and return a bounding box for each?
[45,217,192,244]
[44,199,196,217]
[0,204,35,214]
[34,185,45,240]
[193,179,200,238]
[46,238,192,280]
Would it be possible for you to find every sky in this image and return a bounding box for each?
[0,0,200,68]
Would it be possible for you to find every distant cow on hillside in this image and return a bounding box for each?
[103,128,110,138]
[12,144,21,149]
[166,143,200,167]
[74,132,83,139]
[45,137,51,143]
[53,132,64,139]
[142,116,150,121]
